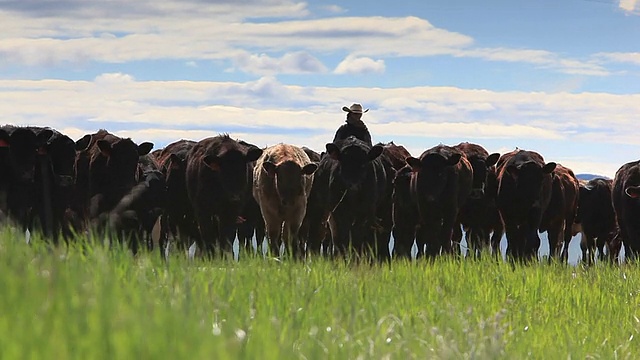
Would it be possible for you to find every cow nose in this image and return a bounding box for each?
[469,188,485,199]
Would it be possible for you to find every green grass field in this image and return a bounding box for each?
[1,229,639,359]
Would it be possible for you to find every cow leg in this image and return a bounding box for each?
[194,211,216,258]
[560,219,573,263]
[452,223,465,257]
[440,214,457,256]
[392,222,415,259]
[219,220,238,257]
[490,228,503,258]
[580,232,595,265]
[254,219,266,255]
[293,212,308,260]
[330,205,352,258]
[546,222,564,262]
[266,222,282,258]
[504,223,522,261]
[421,218,442,258]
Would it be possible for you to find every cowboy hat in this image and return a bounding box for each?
[342,103,369,114]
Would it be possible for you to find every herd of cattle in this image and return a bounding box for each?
[2,123,640,264]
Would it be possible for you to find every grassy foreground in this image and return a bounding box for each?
[0,230,639,359]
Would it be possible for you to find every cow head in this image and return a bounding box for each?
[467,152,500,199]
[97,138,154,191]
[503,159,556,203]
[392,165,414,202]
[325,137,383,189]
[406,150,462,202]
[2,128,53,183]
[263,160,317,207]
[40,133,77,187]
[202,142,263,204]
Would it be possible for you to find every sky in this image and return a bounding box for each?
[1,0,639,178]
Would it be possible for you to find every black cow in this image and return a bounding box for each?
[185,134,262,257]
[75,130,154,237]
[28,127,80,242]
[391,165,418,258]
[496,149,556,261]
[452,142,500,257]
[612,160,640,261]
[0,125,53,231]
[157,139,199,248]
[312,136,391,259]
[406,145,473,257]
[576,178,618,263]
[104,154,167,254]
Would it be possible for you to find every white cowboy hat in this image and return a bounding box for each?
[342,103,369,114]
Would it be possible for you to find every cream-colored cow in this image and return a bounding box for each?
[253,144,318,257]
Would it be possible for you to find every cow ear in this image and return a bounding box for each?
[37,129,54,145]
[368,145,384,161]
[75,134,91,151]
[0,129,10,148]
[203,154,220,171]
[326,143,340,160]
[625,186,640,199]
[579,185,591,198]
[406,157,421,172]
[97,140,112,157]
[246,148,263,162]
[542,162,556,174]
[447,153,462,166]
[302,163,318,175]
[486,153,500,167]
[137,142,154,156]
[262,161,277,178]
[169,153,183,170]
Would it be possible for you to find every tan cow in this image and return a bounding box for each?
[253,144,318,257]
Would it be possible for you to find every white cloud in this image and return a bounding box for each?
[231,51,328,75]
[0,5,613,77]
[320,5,345,14]
[94,72,135,83]
[458,48,610,76]
[594,52,640,66]
[1,77,639,178]
[372,121,562,140]
[619,0,640,14]
[334,55,385,74]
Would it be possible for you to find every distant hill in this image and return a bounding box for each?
[576,173,611,181]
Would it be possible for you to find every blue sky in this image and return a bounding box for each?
[1,0,639,177]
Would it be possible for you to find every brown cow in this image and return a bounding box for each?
[406,145,473,257]
[185,134,262,257]
[253,144,317,257]
[496,149,556,261]
[540,164,579,263]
